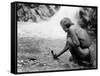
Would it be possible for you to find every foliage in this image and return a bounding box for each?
[77,7,97,34]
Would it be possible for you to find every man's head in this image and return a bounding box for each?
[60,17,74,32]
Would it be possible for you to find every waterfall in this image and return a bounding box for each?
[18,6,80,39]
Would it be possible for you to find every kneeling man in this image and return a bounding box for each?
[51,17,93,67]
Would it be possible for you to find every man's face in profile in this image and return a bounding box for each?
[60,17,73,33]
[62,24,70,32]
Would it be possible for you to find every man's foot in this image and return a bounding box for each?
[69,56,77,64]
[69,56,73,62]
[78,60,94,67]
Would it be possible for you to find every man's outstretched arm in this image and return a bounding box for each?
[51,41,69,59]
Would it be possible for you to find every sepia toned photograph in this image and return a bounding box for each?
[13,2,97,73]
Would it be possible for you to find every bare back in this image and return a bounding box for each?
[70,25,91,48]
[75,26,91,48]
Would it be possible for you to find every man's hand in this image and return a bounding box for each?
[51,50,58,59]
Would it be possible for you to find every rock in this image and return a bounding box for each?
[17,3,60,22]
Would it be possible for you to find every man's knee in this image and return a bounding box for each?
[78,47,90,56]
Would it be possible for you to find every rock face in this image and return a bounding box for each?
[17,3,60,22]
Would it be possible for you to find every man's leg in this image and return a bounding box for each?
[68,38,93,67]
[76,47,93,67]
[67,38,78,63]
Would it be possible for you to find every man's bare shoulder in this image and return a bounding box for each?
[70,25,82,32]
[69,25,77,31]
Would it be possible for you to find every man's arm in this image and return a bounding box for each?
[57,41,69,57]
[52,41,69,59]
